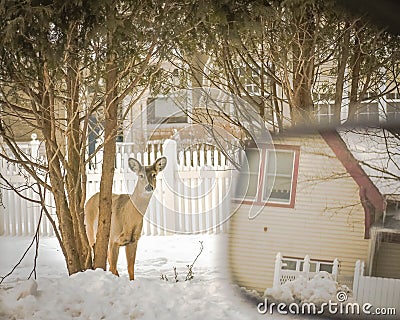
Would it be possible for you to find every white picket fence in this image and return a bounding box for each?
[353,260,400,310]
[0,137,234,236]
[272,252,339,288]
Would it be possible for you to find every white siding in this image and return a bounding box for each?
[228,134,370,293]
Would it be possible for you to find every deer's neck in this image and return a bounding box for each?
[131,186,153,215]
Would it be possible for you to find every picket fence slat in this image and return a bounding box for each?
[272,253,340,288]
[353,260,400,309]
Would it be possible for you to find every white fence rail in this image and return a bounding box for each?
[273,252,339,288]
[353,260,400,309]
[0,137,233,237]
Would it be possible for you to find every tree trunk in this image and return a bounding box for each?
[41,61,83,275]
[334,22,351,124]
[65,31,92,270]
[93,33,118,270]
[348,22,363,122]
[291,5,316,125]
[270,62,283,132]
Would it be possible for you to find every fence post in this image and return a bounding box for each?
[0,152,4,235]
[273,252,283,288]
[332,258,339,281]
[30,133,45,236]
[0,193,4,235]
[162,139,178,234]
[303,255,310,279]
[353,260,362,298]
[30,133,40,161]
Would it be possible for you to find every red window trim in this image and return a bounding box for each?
[236,144,300,209]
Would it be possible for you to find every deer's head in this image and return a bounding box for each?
[128,157,167,193]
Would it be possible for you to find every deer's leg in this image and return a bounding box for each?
[125,241,138,280]
[108,241,120,277]
[116,230,133,246]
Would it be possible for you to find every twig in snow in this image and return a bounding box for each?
[160,273,168,281]
[28,208,43,280]
[185,241,203,281]
[173,266,179,282]
[0,209,42,284]
[159,241,204,282]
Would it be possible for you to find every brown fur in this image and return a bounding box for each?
[85,157,167,280]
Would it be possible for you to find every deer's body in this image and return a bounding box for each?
[85,157,167,280]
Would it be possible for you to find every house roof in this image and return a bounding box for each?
[235,127,397,237]
[320,129,387,239]
[338,128,400,198]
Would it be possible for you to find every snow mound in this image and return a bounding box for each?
[264,272,351,305]
[0,235,282,319]
[15,278,38,301]
[0,269,254,320]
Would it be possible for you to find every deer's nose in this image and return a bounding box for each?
[145,185,154,192]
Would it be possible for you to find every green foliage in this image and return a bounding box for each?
[173,0,400,127]
[0,0,205,275]
[0,0,200,109]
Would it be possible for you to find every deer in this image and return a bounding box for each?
[85,156,167,280]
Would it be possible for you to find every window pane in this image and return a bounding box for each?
[282,260,297,270]
[266,177,291,201]
[246,149,260,174]
[319,104,329,114]
[235,173,259,198]
[356,103,379,123]
[264,151,294,203]
[267,150,294,175]
[266,150,276,174]
[387,103,400,122]
[246,173,258,197]
[236,149,260,199]
[276,152,294,175]
[147,96,188,124]
[235,175,247,198]
[301,261,317,272]
[319,263,333,273]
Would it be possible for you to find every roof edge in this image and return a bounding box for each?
[320,129,386,239]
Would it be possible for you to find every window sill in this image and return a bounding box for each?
[233,199,295,209]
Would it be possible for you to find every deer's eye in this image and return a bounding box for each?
[139,174,144,178]
[152,173,156,178]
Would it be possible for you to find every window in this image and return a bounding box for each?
[387,103,400,122]
[384,92,400,124]
[147,95,188,124]
[355,103,379,124]
[236,149,260,199]
[315,103,337,125]
[386,92,400,100]
[282,258,299,271]
[385,92,400,123]
[236,65,264,96]
[236,145,299,207]
[313,93,338,125]
[264,150,295,203]
[282,257,334,273]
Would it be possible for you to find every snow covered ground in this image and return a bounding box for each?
[0,234,313,320]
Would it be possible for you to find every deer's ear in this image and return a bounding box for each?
[128,158,142,174]
[154,157,167,173]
